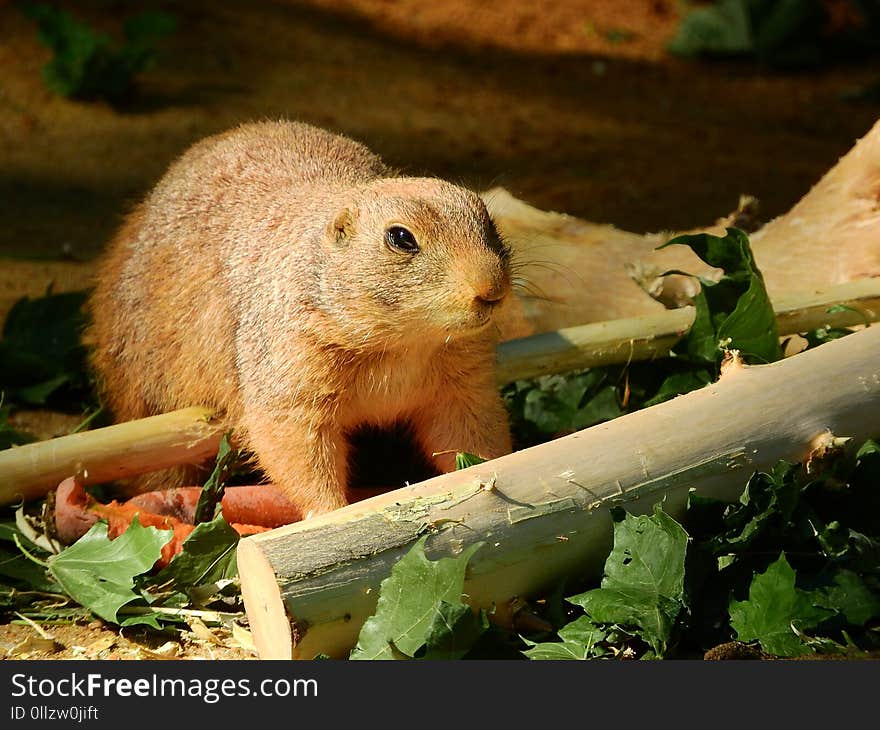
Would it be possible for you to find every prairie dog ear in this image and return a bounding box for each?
[328,207,357,246]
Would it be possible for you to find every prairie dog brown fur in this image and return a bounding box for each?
[88,120,513,517]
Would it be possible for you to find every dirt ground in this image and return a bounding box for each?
[3,0,880,263]
[1,0,879,660]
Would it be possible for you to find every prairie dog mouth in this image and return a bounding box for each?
[437,308,496,335]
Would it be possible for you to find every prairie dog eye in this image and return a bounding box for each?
[384,226,419,254]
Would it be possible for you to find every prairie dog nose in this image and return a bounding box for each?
[473,270,511,305]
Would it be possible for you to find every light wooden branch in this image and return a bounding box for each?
[495,276,880,383]
[0,407,222,506]
[237,324,880,659]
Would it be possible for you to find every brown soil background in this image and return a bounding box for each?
[1,0,879,659]
[3,0,880,262]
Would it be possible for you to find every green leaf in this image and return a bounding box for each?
[119,612,166,629]
[152,512,239,588]
[659,228,781,366]
[680,287,722,365]
[729,553,833,657]
[568,504,689,656]
[717,461,800,552]
[15,374,71,405]
[801,324,856,349]
[455,452,487,470]
[574,385,622,427]
[0,521,59,592]
[47,519,172,623]
[420,601,489,660]
[813,571,880,627]
[194,433,238,525]
[351,538,483,660]
[855,439,880,460]
[643,370,712,407]
[716,273,782,364]
[818,526,880,574]
[0,549,58,593]
[522,616,607,660]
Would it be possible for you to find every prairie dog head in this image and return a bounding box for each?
[317,177,511,347]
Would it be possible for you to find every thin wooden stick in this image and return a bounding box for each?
[495,277,880,383]
[0,407,222,506]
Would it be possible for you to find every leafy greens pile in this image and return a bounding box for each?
[1,500,242,632]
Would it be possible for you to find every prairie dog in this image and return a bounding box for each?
[88,120,513,517]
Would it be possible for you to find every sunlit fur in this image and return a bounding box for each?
[88,121,513,516]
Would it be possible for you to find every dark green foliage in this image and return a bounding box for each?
[522,440,880,659]
[727,553,834,656]
[502,369,623,445]
[2,510,241,627]
[22,3,176,102]
[0,289,98,449]
[686,442,880,656]
[0,290,91,408]
[0,294,235,629]
[0,520,60,595]
[352,443,878,660]
[669,0,880,68]
[504,227,865,451]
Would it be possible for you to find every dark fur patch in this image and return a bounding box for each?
[345,420,439,490]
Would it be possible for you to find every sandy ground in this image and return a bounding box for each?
[2,0,879,263]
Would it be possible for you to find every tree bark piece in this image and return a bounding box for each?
[237,324,880,660]
[495,276,880,384]
[0,407,221,506]
[489,119,880,339]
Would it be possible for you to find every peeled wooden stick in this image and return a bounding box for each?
[770,277,880,334]
[237,324,880,659]
[0,407,222,506]
[495,276,880,384]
